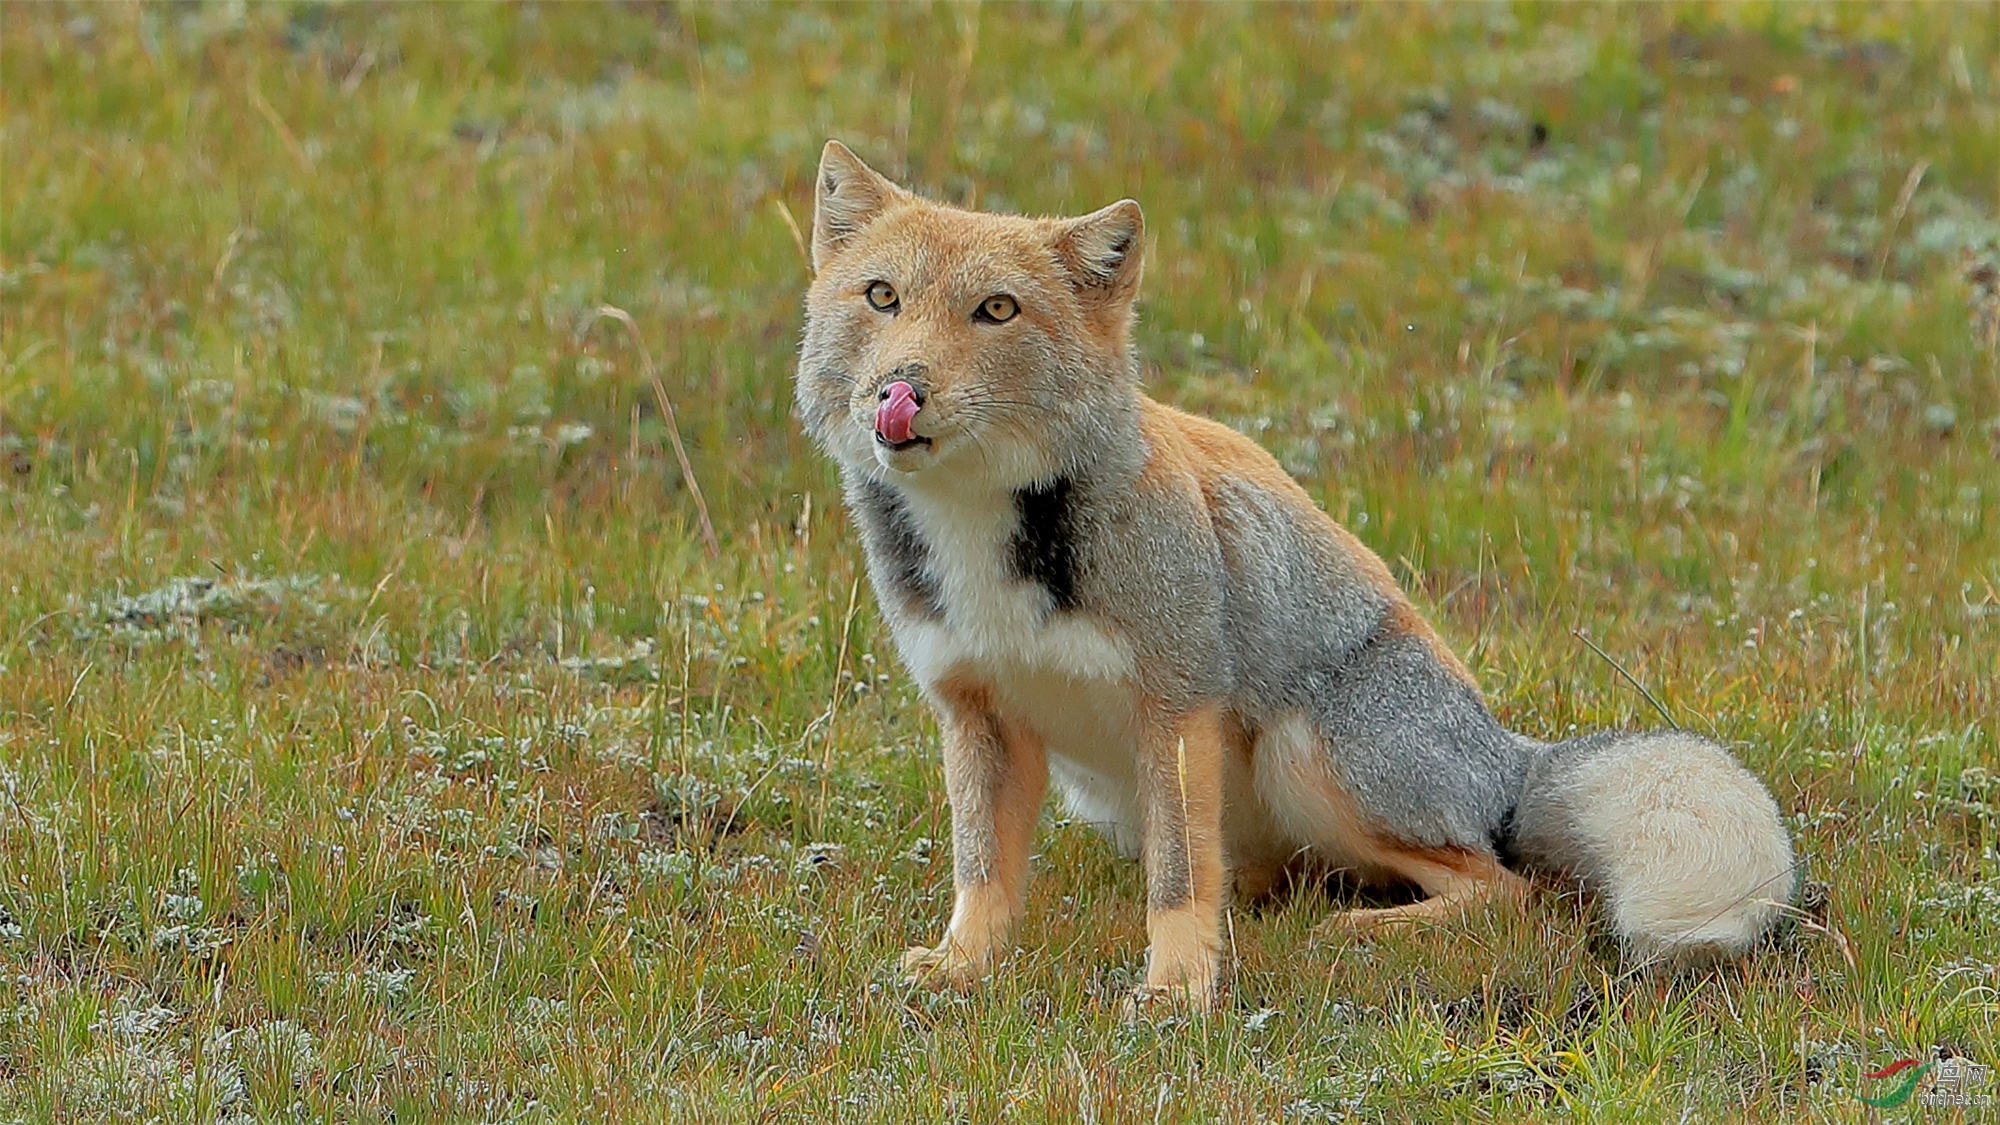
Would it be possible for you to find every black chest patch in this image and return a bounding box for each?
[1009,476,1080,611]
[853,480,945,618]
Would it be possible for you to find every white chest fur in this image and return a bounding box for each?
[881,476,1145,850]
[888,480,1133,687]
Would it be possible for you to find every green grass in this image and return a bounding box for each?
[3,3,1998,1121]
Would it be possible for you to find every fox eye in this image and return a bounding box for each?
[865,281,899,312]
[975,294,1019,324]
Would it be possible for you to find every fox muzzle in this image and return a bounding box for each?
[875,379,927,447]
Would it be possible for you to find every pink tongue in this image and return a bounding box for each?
[875,381,921,444]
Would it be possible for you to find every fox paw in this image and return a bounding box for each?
[1119,982,1215,1022]
[898,943,987,989]
[1311,904,1428,943]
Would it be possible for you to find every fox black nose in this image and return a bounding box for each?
[878,365,928,405]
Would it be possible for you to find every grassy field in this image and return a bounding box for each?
[3,3,1998,1121]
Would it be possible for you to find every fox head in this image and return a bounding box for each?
[796,141,1146,487]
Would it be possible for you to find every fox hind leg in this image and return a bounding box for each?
[1315,848,1528,936]
[1249,713,1527,938]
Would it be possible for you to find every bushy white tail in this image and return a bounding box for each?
[1507,731,1797,966]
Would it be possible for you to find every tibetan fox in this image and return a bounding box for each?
[794,140,1796,1011]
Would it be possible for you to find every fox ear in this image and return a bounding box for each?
[812,141,908,271]
[1051,200,1145,302]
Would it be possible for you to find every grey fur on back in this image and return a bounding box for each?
[1202,477,1526,849]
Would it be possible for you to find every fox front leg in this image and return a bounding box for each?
[1125,704,1228,1016]
[900,676,1048,988]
